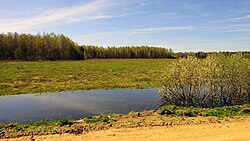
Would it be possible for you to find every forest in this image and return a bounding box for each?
[0,32,249,60]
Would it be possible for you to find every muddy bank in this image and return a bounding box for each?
[1,109,250,140]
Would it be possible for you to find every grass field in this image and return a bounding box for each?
[0,59,173,95]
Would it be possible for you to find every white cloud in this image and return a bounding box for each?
[182,2,203,10]
[81,26,198,38]
[75,26,197,44]
[131,26,194,33]
[190,37,250,43]
[0,0,117,32]
[225,14,250,21]
[225,23,250,32]
[228,23,250,27]
[225,29,250,32]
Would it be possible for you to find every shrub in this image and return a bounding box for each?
[58,118,73,126]
[28,119,54,126]
[83,115,110,123]
[160,53,250,108]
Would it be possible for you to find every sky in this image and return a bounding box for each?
[0,0,250,52]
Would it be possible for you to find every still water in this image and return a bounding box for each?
[0,88,160,123]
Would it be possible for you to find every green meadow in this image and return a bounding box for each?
[0,59,173,95]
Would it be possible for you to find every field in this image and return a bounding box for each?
[1,58,250,140]
[0,59,173,95]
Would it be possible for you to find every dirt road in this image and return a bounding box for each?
[3,118,250,141]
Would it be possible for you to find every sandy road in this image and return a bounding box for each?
[3,119,250,141]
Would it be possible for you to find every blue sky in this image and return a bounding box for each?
[0,0,250,52]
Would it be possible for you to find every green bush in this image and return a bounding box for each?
[58,118,73,126]
[28,119,54,126]
[83,116,110,123]
[160,53,250,108]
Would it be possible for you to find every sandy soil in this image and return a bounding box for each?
[3,118,250,141]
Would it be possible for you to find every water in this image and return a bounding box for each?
[0,88,160,123]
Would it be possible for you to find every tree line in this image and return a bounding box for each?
[0,32,249,60]
[0,33,175,60]
[82,45,175,59]
[0,32,83,60]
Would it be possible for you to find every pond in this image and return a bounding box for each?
[0,88,161,123]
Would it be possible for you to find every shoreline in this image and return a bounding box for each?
[1,105,249,139]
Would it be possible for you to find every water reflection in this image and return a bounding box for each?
[0,88,160,123]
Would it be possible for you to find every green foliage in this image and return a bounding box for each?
[158,106,201,117]
[83,117,100,123]
[57,118,73,126]
[100,116,110,122]
[158,105,250,117]
[0,118,71,133]
[27,119,54,126]
[0,33,249,61]
[158,105,178,115]
[82,45,175,59]
[0,32,176,60]
[83,116,110,123]
[160,53,250,107]
[206,106,241,117]
[177,51,250,59]
[13,124,29,132]
[0,32,83,60]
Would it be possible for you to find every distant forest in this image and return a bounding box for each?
[0,33,249,60]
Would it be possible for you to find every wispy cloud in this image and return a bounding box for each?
[223,23,250,32]
[224,14,250,22]
[182,2,203,10]
[0,0,120,32]
[190,37,250,43]
[131,26,195,33]
[225,29,250,32]
[76,26,198,42]
[228,23,250,27]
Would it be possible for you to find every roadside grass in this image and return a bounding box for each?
[157,104,250,117]
[0,118,74,135]
[0,119,73,133]
[0,59,173,95]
